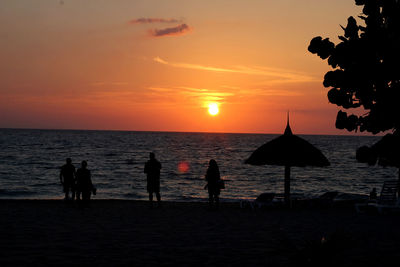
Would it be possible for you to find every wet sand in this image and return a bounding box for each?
[1,200,400,266]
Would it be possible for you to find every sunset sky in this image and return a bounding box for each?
[0,0,363,134]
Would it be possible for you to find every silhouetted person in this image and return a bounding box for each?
[76,161,95,202]
[205,159,221,209]
[60,158,76,200]
[144,152,162,207]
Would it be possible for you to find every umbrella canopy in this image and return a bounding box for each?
[245,126,330,167]
[356,133,400,180]
[356,133,400,168]
[245,117,330,206]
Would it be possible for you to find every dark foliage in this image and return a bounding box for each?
[292,230,357,267]
[308,0,400,134]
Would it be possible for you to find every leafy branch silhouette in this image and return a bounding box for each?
[309,0,400,134]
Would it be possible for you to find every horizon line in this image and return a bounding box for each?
[0,127,381,137]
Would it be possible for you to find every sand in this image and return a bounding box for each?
[1,200,400,266]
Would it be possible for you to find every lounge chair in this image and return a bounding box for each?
[312,191,338,207]
[240,193,275,209]
[355,180,400,213]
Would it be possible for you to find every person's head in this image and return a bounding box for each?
[81,160,87,169]
[149,152,155,160]
[66,158,72,164]
[209,159,217,168]
[372,188,376,192]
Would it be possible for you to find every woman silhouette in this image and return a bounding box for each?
[205,159,221,209]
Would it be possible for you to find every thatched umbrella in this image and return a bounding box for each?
[356,133,400,180]
[245,117,330,206]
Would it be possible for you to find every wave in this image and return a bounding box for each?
[122,192,142,198]
[31,182,59,187]
[0,189,37,197]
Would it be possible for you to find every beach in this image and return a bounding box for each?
[1,200,400,266]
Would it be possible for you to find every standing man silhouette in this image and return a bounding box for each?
[76,160,94,203]
[60,158,76,200]
[144,152,162,207]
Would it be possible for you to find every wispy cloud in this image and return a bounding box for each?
[129,18,182,24]
[240,88,303,97]
[149,24,191,37]
[147,86,233,106]
[154,57,237,73]
[145,84,304,109]
[89,82,129,87]
[153,57,317,83]
[178,86,209,93]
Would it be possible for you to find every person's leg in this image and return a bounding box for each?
[64,187,70,200]
[208,192,214,208]
[215,194,219,209]
[82,191,87,201]
[149,192,154,208]
[155,192,161,207]
[82,190,91,202]
[149,192,153,202]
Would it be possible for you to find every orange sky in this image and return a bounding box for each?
[0,0,365,134]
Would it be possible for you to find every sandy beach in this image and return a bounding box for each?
[1,200,400,266]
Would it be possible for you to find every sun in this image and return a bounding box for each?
[208,103,219,116]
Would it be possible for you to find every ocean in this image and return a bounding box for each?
[0,129,397,201]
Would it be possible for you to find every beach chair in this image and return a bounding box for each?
[355,180,400,213]
[240,193,275,209]
[312,191,338,207]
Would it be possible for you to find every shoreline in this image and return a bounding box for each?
[0,190,371,203]
[2,199,400,266]
[0,197,368,208]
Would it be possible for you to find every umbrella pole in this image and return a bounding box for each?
[284,165,291,207]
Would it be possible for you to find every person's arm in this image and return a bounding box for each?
[89,170,97,194]
[59,168,63,184]
[88,170,93,189]
[144,162,148,174]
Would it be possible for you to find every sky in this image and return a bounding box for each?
[0,0,364,134]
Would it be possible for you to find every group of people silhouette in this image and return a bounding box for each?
[60,153,224,209]
[143,153,223,209]
[59,158,96,202]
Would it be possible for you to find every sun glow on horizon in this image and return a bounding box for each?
[208,103,219,116]
[0,1,364,134]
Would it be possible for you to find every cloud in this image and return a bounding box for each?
[129,18,181,24]
[149,24,191,37]
[239,88,303,97]
[89,82,129,87]
[153,57,318,83]
[147,86,234,106]
[145,84,304,109]
[129,18,191,38]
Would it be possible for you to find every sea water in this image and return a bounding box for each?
[0,129,397,201]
